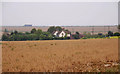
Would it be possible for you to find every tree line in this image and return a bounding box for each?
[2,26,120,41]
[82,31,120,39]
[2,26,71,41]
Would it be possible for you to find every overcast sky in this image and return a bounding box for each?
[2,2,118,26]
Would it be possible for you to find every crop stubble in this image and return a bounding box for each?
[2,39,119,72]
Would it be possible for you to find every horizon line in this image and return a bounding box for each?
[1,25,118,27]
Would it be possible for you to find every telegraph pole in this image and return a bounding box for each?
[108,26,110,31]
[92,26,94,35]
[72,28,74,33]
[104,26,105,34]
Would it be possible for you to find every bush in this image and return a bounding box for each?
[114,32,120,36]
[108,31,113,36]
[2,34,9,41]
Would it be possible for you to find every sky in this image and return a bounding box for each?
[1,0,120,2]
[2,1,119,26]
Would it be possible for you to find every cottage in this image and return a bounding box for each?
[52,30,71,38]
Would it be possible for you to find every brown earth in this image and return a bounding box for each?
[2,39,119,72]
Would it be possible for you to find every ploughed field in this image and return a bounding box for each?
[2,39,119,72]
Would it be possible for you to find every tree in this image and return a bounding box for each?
[114,32,120,36]
[74,35,79,39]
[98,33,103,36]
[65,29,69,31]
[25,32,30,34]
[31,28,36,33]
[2,34,9,41]
[11,32,14,35]
[56,26,63,31]
[108,31,113,36]
[14,30,18,35]
[118,25,120,32]
[35,29,42,34]
[41,32,53,40]
[76,32,80,35]
[47,26,56,33]
[73,32,80,39]
[47,26,63,33]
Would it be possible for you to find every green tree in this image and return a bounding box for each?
[73,32,80,39]
[114,32,120,36]
[56,26,63,31]
[35,29,42,34]
[14,30,18,35]
[108,31,113,36]
[11,32,14,35]
[41,32,53,40]
[76,32,80,35]
[25,32,30,34]
[31,28,36,33]
[47,26,63,33]
[2,34,9,41]
[47,26,56,33]
[98,33,103,36]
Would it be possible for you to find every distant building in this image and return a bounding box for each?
[24,24,32,27]
[52,30,71,38]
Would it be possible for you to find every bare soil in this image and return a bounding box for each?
[2,39,119,72]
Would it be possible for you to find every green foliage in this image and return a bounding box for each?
[31,28,36,33]
[2,34,9,41]
[73,34,80,39]
[76,32,79,35]
[11,32,14,35]
[47,26,56,33]
[56,26,63,31]
[82,32,105,39]
[83,32,91,38]
[35,29,42,34]
[98,33,103,36]
[2,28,54,41]
[25,32,30,34]
[114,32,120,36]
[14,30,18,35]
[81,37,87,39]
[72,32,81,39]
[47,26,63,33]
[3,27,118,41]
[108,31,113,36]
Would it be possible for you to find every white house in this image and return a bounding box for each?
[53,31,59,36]
[52,30,71,37]
[58,31,66,37]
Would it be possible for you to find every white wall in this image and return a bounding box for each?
[59,31,66,37]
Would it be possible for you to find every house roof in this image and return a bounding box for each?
[52,30,71,36]
[65,31,71,34]
[56,31,63,35]
[52,31,56,34]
